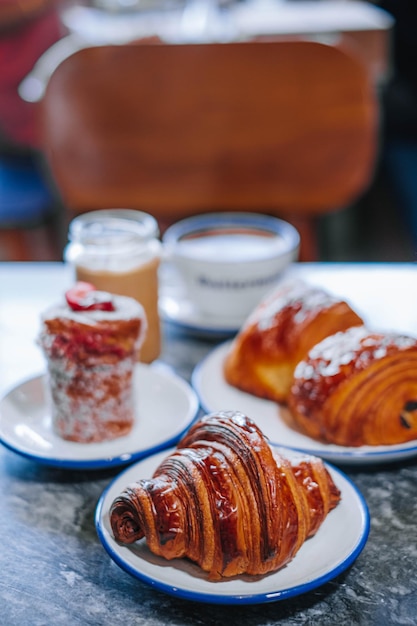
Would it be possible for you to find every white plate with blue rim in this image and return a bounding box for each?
[0,362,199,470]
[191,341,417,465]
[95,445,369,605]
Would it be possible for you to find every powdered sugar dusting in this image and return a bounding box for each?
[46,355,136,442]
[295,326,417,381]
[248,279,342,331]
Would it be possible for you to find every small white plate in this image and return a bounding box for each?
[159,263,240,337]
[192,342,417,465]
[95,446,369,604]
[0,364,199,470]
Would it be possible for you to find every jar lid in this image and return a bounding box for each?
[68,209,160,248]
[65,209,161,270]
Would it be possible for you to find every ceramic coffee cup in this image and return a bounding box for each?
[162,212,300,321]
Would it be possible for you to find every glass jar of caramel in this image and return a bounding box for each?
[65,209,161,363]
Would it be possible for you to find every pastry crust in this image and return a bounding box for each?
[288,326,417,446]
[223,280,363,404]
[110,411,340,580]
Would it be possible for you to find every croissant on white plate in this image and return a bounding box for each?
[288,326,417,446]
[224,279,363,404]
[110,411,341,580]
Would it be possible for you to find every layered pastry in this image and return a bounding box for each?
[38,282,147,443]
[224,279,363,404]
[288,326,417,446]
[110,411,341,580]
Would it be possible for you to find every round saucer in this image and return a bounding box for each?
[159,264,241,337]
[159,292,241,337]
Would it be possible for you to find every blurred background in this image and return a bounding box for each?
[0,0,415,263]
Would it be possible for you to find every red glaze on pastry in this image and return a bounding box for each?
[65,282,115,311]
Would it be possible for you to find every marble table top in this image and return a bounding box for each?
[1,262,416,625]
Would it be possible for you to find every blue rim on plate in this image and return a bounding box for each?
[0,364,200,470]
[95,447,370,605]
[191,341,417,466]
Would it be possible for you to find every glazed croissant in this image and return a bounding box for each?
[288,326,417,446]
[110,411,341,580]
[224,279,363,404]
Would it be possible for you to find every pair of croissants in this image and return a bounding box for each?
[223,279,417,447]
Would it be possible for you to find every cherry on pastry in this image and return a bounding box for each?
[65,282,115,311]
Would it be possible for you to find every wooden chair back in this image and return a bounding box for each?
[38,39,378,260]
